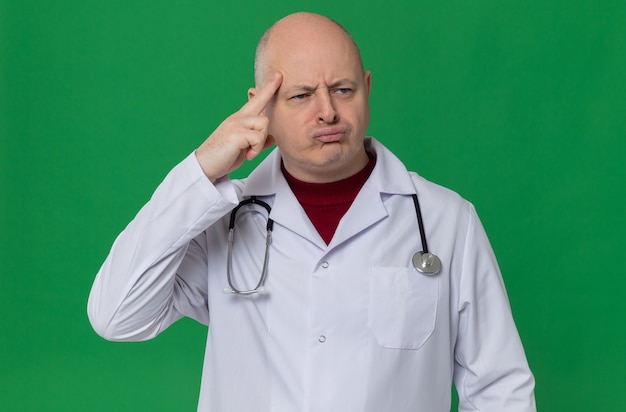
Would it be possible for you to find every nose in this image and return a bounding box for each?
[316,91,338,124]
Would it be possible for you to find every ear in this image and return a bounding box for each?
[364,71,372,97]
[247,87,258,101]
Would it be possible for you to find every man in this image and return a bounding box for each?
[88,12,536,411]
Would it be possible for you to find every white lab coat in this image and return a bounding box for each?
[88,138,536,411]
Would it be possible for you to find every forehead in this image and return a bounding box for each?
[264,25,362,85]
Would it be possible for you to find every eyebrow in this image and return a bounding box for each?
[284,79,358,94]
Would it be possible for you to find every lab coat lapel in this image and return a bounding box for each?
[271,179,327,248]
[242,149,327,249]
[329,138,417,248]
[327,182,388,248]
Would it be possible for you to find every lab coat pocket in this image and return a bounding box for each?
[368,267,439,350]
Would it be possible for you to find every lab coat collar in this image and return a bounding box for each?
[242,148,323,246]
[362,137,417,196]
[241,137,418,249]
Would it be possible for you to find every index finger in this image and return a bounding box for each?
[242,73,283,115]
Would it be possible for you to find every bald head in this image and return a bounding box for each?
[254,12,364,87]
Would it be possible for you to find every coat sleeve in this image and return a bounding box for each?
[453,204,536,411]
[87,152,239,341]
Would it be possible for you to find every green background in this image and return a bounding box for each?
[1,0,625,410]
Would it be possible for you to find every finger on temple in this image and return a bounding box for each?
[242,73,283,115]
[242,115,269,132]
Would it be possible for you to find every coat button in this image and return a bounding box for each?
[318,335,327,343]
[321,261,329,269]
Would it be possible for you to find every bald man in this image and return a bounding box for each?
[89,12,536,411]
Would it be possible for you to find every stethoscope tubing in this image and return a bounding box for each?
[225,197,273,295]
[225,192,442,295]
[411,194,430,254]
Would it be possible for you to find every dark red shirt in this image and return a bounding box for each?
[282,155,376,244]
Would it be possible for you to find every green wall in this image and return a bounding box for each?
[1,1,625,410]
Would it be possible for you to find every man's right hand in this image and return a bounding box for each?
[195,73,283,182]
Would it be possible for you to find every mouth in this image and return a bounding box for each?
[313,126,347,143]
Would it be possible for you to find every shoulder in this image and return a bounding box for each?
[408,171,476,231]
[410,172,468,207]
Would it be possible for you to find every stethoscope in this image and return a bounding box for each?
[223,193,442,295]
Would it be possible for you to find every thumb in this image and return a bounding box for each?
[263,134,276,150]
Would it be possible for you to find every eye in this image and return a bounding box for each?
[290,93,310,101]
[333,88,353,96]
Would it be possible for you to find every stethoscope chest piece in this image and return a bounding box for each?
[412,251,441,275]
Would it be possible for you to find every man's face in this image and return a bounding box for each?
[253,27,372,183]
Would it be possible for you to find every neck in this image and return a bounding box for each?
[282,148,370,183]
